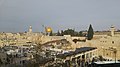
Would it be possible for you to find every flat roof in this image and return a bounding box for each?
[94,61,120,64]
[75,47,97,54]
[57,47,97,59]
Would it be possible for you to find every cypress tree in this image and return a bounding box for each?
[61,30,64,36]
[57,30,61,36]
[87,24,94,40]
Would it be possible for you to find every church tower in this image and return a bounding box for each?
[110,25,115,36]
[28,25,32,33]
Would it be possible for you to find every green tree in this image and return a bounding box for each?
[87,24,94,40]
[61,30,64,36]
[49,31,53,36]
[79,31,83,36]
[57,30,61,36]
[63,29,75,36]
[74,31,78,36]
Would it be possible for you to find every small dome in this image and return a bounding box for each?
[110,25,114,28]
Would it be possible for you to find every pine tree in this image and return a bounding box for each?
[61,30,64,36]
[87,24,94,40]
[57,30,61,36]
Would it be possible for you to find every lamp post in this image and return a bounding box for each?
[113,48,117,63]
[102,47,104,57]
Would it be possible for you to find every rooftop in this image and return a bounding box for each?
[94,61,120,64]
[57,47,97,59]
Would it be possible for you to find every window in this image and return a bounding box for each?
[112,41,114,44]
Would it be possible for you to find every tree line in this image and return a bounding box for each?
[50,24,94,40]
[56,29,86,37]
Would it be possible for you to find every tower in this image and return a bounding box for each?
[29,25,32,33]
[110,25,115,36]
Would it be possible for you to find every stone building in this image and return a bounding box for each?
[85,26,120,60]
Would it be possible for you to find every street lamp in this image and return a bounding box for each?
[113,48,117,63]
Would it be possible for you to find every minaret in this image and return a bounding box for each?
[29,25,32,33]
[110,25,115,36]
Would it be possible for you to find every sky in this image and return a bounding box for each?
[0,0,120,32]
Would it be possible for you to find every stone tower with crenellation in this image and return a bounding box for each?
[110,25,115,37]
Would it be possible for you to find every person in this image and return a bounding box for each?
[92,58,95,63]
[77,59,80,66]
[85,61,89,67]
[81,59,85,67]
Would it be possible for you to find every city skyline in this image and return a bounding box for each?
[0,0,120,32]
